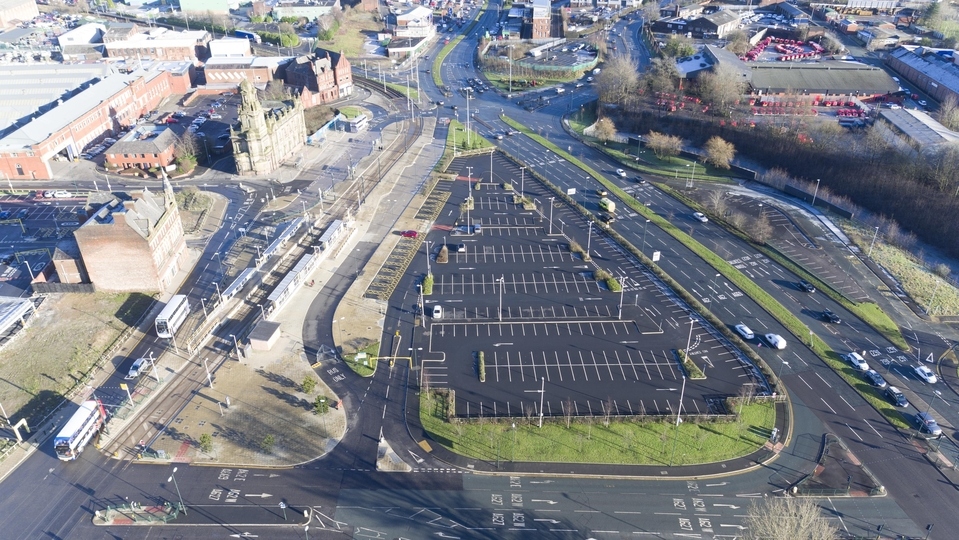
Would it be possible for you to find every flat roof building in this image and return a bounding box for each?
[0,0,39,30]
[749,61,899,96]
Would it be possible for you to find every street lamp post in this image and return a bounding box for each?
[498,275,505,322]
[520,166,526,197]
[425,240,432,276]
[811,178,821,208]
[547,197,555,235]
[927,280,942,316]
[538,377,545,428]
[642,219,651,254]
[586,221,593,258]
[229,334,240,359]
[868,226,880,257]
[168,467,186,515]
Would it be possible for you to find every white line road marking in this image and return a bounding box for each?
[821,398,837,414]
[863,419,882,438]
[845,423,863,441]
[840,396,855,410]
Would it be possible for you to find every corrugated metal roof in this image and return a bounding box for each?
[880,108,959,148]
[749,61,899,94]
[889,46,959,95]
[0,64,112,134]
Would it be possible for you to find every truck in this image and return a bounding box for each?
[599,197,615,212]
[235,30,262,44]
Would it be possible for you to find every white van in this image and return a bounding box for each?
[432,305,443,319]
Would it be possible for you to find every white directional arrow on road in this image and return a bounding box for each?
[493,343,514,347]
[252,474,280,478]
[720,524,747,530]
[713,504,740,509]
[534,519,561,524]
[228,534,258,538]
[531,499,558,505]
[705,482,727,487]
[529,480,553,484]
[244,493,273,498]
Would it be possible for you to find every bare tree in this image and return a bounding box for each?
[707,189,727,215]
[602,397,614,427]
[563,398,574,429]
[698,64,747,116]
[524,403,536,427]
[646,131,683,161]
[595,55,640,106]
[642,57,679,94]
[938,95,959,131]
[593,117,618,145]
[751,214,773,244]
[743,497,838,540]
[175,132,198,161]
[728,211,746,230]
[725,30,750,56]
[704,136,736,169]
[642,0,660,22]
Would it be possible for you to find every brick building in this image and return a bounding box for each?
[285,48,353,106]
[71,181,186,292]
[104,126,177,173]
[0,67,192,181]
[104,28,211,64]
[526,0,551,40]
[203,56,293,87]
[0,0,39,30]
[232,79,307,176]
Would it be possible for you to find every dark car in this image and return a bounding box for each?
[798,280,816,293]
[864,369,887,389]
[885,386,908,407]
[821,309,841,324]
[0,211,10,220]
[598,212,615,225]
[636,176,647,184]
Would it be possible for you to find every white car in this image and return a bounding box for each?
[693,212,708,223]
[735,324,754,340]
[432,304,443,319]
[616,169,627,177]
[843,351,869,371]
[764,334,787,350]
[124,357,148,380]
[914,365,937,384]
[53,190,72,198]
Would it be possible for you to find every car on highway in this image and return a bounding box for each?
[735,324,755,340]
[598,212,615,225]
[843,351,869,371]
[914,411,942,437]
[764,333,786,349]
[495,133,504,140]
[432,304,443,319]
[914,365,937,384]
[821,309,841,324]
[124,357,148,380]
[693,212,708,223]
[863,369,887,389]
[615,168,627,177]
[798,279,816,293]
[597,189,608,196]
[885,386,908,407]
[636,176,647,184]
[401,230,418,238]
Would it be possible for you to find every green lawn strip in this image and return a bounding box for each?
[436,119,494,172]
[504,114,911,432]
[420,392,776,465]
[385,82,418,100]
[338,106,363,119]
[603,142,740,183]
[568,107,597,135]
[432,36,464,87]
[342,341,379,377]
[661,186,909,351]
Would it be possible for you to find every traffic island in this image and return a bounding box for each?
[792,434,884,497]
[92,502,180,525]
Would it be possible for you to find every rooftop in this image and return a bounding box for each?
[889,46,959,95]
[749,61,899,94]
[880,107,959,149]
[0,63,113,135]
[82,185,170,239]
[107,125,177,155]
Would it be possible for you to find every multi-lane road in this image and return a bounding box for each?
[0,1,954,538]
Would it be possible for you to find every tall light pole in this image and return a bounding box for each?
[508,44,513,94]
[586,221,593,257]
[617,273,625,319]
[538,377,545,428]
[927,280,942,315]
[498,275,505,322]
[168,467,186,515]
[229,333,240,358]
[547,197,555,235]
[811,178,821,208]
[868,226,880,257]
[519,166,526,197]
[642,219,651,254]
[424,240,432,276]
[466,91,472,147]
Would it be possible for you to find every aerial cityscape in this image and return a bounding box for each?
[0,0,958,537]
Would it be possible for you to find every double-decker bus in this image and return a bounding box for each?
[155,294,191,339]
[54,400,107,461]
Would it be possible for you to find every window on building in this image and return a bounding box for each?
[15,164,23,176]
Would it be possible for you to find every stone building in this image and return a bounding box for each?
[285,48,353,106]
[71,181,186,292]
[231,79,307,176]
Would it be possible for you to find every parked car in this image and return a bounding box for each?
[52,190,72,198]
[821,309,841,324]
[0,211,10,220]
[693,212,708,223]
[16,209,28,219]
[401,230,418,238]
[843,351,869,371]
[914,411,942,437]
[124,357,148,380]
[764,334,786,349]
[798,280,816,293]
[863,369,887,389]
[210,114,223,120]
[456,243,466,253]
[914,365,937,384]
[735,324,755,340]
[885,386,908,407]
[432,304,443,319]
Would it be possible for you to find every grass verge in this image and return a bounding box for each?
[338,106,363,119]
[386,82,418,101]
[501,114,910,431]
[342,341,379,377]
[421,391,776,465]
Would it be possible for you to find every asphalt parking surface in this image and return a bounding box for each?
[418,153,764,419]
